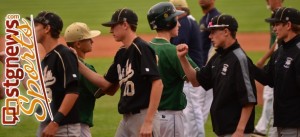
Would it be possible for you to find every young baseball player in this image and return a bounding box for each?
[74,8,163,137]
[169,0,205,136]
[252,1,283,136]
[64,22,102,137]
[177,14,257,137]
[254,7,300,136]
[147,2,199,137]
[32,11,81,137]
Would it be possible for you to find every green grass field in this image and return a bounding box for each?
[0,52,264,137]
[1,0,300,35]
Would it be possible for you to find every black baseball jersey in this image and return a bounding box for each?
[256,35,300,127]
[104,37,160,114]
[197,42,257,135]
[41,44,79,125]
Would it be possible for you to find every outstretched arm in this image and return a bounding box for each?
[176,44,200,87]
[256,42,276,68]
[78,61,112,90]
[140,79,163,137]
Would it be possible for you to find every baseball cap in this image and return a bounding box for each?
[265,7,300,25]
[169,0,188,8]
[207,14,238,31]
[64,22,101,42]
[102,8,138,27]
[27,11,63,33]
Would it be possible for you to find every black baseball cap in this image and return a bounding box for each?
[265,7,300,25]
[27,11,63,33]
[102,8,138,27]
[206,14,238,32]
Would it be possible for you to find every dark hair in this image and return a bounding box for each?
[230,30,237,39]
[48,25,61,39]
[128,23,137,32]
[181,7,190,15]
[291,24,300,34]
[66,42,75,48]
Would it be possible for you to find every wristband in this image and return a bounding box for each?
[53,112,65,124]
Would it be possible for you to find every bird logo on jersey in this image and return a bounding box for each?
[221,64,229,75]
[43,66,56,101]
[284,57,293,68]
[117,59,135,96]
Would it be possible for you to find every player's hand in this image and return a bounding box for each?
[42,121,59,137]
[256,58,265,69]
[231,129,244,137]
[68,47,78,58]
[176,44,189,58]
[139,122,153,137]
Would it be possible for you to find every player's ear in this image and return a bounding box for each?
[74,41,81,49]
[44,25,51,34]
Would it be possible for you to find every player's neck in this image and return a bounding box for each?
[223,38,236,49]
[122,32,137,48]
[77,50,85,59]
[41,37,59,54]
[283,32,297,43]
[156,31,171,42]
[203,5,215,14]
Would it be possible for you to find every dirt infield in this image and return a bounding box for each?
[82,32,270,58]
[0,32,269,58]
[1,32,269,104]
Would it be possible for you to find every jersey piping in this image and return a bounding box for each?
[54,50,66,88]
[233,48,256,102]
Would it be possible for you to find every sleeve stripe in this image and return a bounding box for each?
[133,42,142,55]
[296,42,300,49]
[233,48,256,102]
[54,50,66,88]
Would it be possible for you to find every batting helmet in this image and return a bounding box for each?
[147,2,184,30]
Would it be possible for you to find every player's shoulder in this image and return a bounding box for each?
[53,44,77,59]
[132,37,154,53]
[133,37,150,47]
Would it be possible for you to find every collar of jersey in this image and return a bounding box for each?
[150,37,170,45]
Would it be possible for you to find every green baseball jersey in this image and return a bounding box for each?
[149,38,198,110]
[78,59,100,127]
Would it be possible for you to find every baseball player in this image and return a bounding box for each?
[147,2,200,137]
[177,14,257,137]
[64,22,102,137]
[74,8,163,137]
[169,0,205,136]
[254,7,300,137]
[252,1,283,137]
[31,11,81,137]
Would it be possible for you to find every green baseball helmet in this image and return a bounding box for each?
[147,2,184,30]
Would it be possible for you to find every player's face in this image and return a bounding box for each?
[110,22,127,42]
[78,39,93,53]
[170,17,180,37]
[273,22,289,42]
[268,0,282,11]
[209,29,226,48]
[199,0,213,10]
[34,23,47,43]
